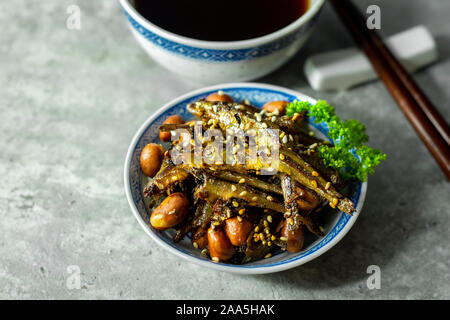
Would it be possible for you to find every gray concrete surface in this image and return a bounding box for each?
[0,0,449,299]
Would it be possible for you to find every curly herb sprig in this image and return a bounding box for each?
[286,100,386,182]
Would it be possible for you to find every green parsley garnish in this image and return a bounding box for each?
[286,100,386,182]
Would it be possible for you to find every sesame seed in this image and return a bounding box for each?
[309,143,318,149]
[256,114,262,122]
[237,216,242,222]
[279,154,285,160]
[264,253,272,259]
[282,135,288,144]
[311,180,318,188]
[193,242,198,249]
[271,235,276,241]
[212,105,218,113]
[238,208,245,215]
[332,198,339,206]
[262,240,266,245]
[261,122,268,128]
[254,226,260,232]
[288,218,294,225]
[280,236,288,242]
[329,202,336,209]
[289,134,294,142]
[212,257,220,262]
[218,90,225,95]
[252,196,258,201]
[309,131,315,136]
[260,233,265,241]
[213,221,220,226]
[239,191,247,197]
[325,182,331,190]
[273,109,280,116]
[312,171,319,177]
[319,226,324,232]
[263,221,268,227]
[280,131,286,139]
[267,215,272,223]
[232,201,239,207]
[268,241,272,246]
[239,178,246,184]
[271,116,276,122]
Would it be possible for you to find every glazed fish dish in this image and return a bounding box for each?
[139,91,385,264]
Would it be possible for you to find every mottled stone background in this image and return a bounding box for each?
[0,0,449,299]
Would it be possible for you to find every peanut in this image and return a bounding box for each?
[140,143,164,177]
[159,115,185,142]
[224,217,253,246]
[262,100,288,115]
[205,91,234,103]
[295,186,319,211]
[281,220,305,253]
[150,193,189,230]
[207,227,235,262]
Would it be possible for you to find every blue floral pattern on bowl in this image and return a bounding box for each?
[122,9,320,62]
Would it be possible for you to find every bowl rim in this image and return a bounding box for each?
[119,0,325,50]
[124,82,367,274]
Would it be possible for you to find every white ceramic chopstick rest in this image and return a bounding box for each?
[304,25,438,90]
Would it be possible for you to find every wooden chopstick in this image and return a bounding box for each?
[330,0,450,180]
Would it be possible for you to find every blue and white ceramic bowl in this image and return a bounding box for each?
[124,83,367,274]
[119,0,325,83]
